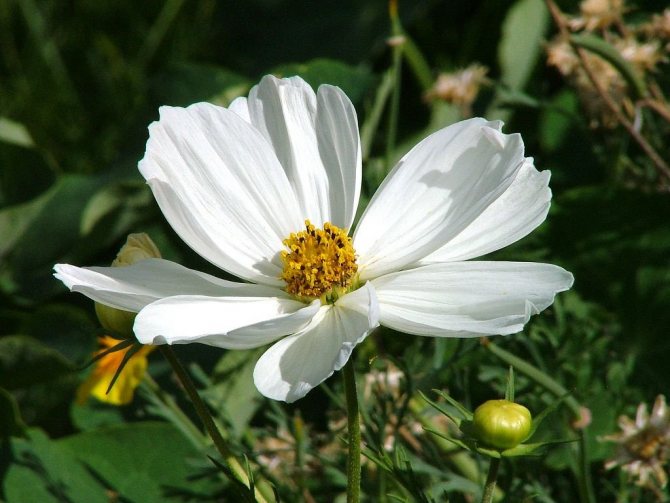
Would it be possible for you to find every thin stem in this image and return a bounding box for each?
[360,69,395,161]
[484,340,581,416]
[481,457,501,503]
[159,346,270,503]
[136,0,186,67]
[343,358,361,503]
[385,1,404,173]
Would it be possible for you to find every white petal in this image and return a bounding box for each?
[419,160,551,263]
[253,282,379,402]
[139,102,303,285]
[372,261,573,337]
[246,76,361,228]
[147,180,282,285]
[134,296,320,348]
[354,118,525,280]
[315,85,362,229]
[53,258,281,312]
[228,96,251,123]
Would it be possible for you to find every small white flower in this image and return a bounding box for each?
[54,75,573,402]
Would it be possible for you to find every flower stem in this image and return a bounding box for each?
[159,346,270,503]
[342,358,361,503]
[481,457,501,503]
[385,1,404,173]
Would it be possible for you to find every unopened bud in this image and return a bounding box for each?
[473,399,532,450]
[111,233,161,267]
[95,233,161,336]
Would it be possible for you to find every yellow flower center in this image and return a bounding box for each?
[280,220,358,301]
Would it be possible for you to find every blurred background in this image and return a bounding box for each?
[1,0,670,501]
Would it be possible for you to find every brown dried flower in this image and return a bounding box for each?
[615,37,666,72]
[425,64,488,114]
[604,395,670,496]
[569,0,625,31]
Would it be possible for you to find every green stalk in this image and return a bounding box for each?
[343,358,362,503]
[140,373,205,449]
[360,69,395,161]
[136,0,186,67]
[385,2,404,173]
[159,346,271,503]
[481,457,501,503]
[400,35,434,92]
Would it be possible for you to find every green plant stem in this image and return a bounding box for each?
[481,457,501,503]
[360,69,395,161]
[141,373,205,449]
[484,341,581,416]
[385,4,404,173]
[159,346,270,503]
[400,35,434,92]
[137,0,186,67]
[484,340,595,503]
[343,358,361,503]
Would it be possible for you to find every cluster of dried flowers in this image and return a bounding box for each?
[546,0,670,128]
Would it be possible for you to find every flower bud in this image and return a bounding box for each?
[473,399,532,450]
[111,233,162,267]
[95,233,161,336]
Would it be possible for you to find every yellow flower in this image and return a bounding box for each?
[77,336,154,405]
[77,233,161,405]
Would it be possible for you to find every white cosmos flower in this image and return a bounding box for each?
[54,75,573,403]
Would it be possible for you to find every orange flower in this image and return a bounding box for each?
[77,336,154,406]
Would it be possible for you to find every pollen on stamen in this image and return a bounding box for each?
[280,220,357,299]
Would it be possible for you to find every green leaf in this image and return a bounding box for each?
[79,180,152,237]
[432,389,474,421]
[0,175,102,293]
[498,0,549,91]
[419,390,463,427]
[4,429,108,503]
[202,348,263,437]
[499,438,577,458]
[423,426,472,452]
[488,0,549,121]
[152,62,251,107]
[0,117,34,148]
[59,422,212,502]
[0,188,52,259]
[69,401,125,432]
[526,392,572,440]
[0,387,25,438]
[570,33,647,99]
[539,90,579,152]
[0,335,73,390]
[271,58,375,104]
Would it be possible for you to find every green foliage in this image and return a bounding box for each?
[1,0,669,501]
[3,423,215,503]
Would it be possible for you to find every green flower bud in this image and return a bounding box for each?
[95,233,161,337]
[94,303,136,336]
[473,399,532,450]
